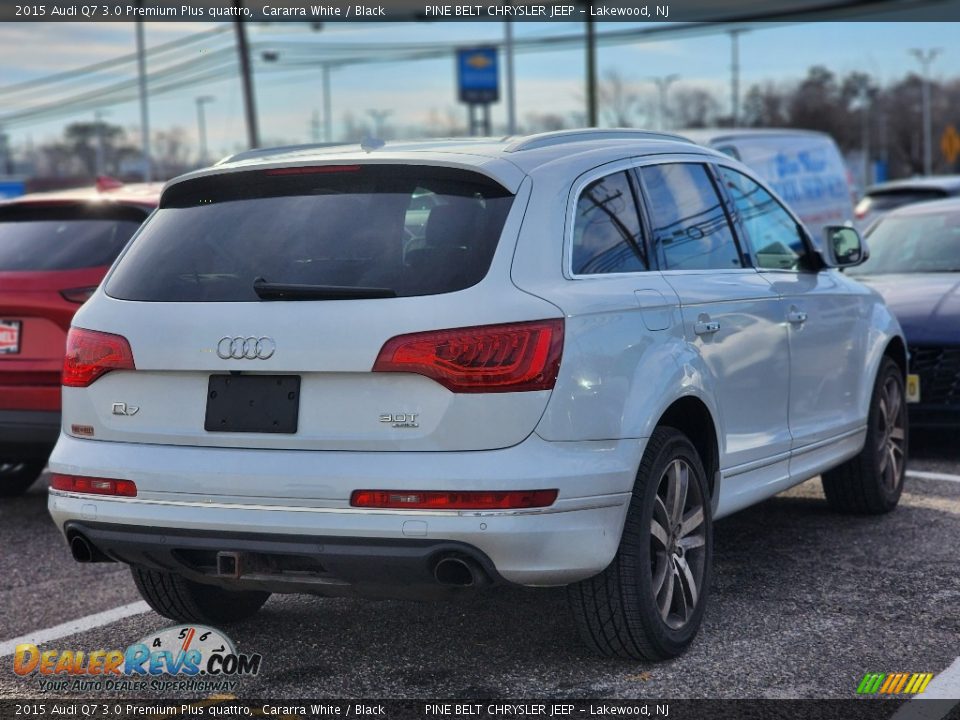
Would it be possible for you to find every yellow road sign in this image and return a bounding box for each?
[942,124,960,165]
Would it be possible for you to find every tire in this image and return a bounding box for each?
[822,356,907,515]
[0,460,45,497]
[131,566,270,625]
[568,426,713,660]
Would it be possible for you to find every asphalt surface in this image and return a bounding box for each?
[1,432,958,701]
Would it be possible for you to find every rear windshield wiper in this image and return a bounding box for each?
[253,278,397,300]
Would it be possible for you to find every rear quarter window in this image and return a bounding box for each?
[106,165,514,302]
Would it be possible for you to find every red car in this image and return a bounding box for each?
[0,180,160,495]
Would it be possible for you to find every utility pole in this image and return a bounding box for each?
[504,16,517,135]
[135,17,151,181]
[195,95,214,166]
[728,29,747,127]
[94,109,109,176]
[651,75,679,131]
[909,47,942,175]
[234,2,259,149]
[322,64,333,143]
[585,3,597,127]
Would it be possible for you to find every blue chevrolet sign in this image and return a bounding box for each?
[457,47,499,104]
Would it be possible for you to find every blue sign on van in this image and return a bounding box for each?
[0,180,25,199]
[457,47,499,104]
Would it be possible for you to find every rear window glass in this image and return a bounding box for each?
[106,166,514,302]
[0,204,147,272]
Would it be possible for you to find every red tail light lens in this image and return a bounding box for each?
[372,319,563,393]
[50,474,137,497]
[62,328,135,388]
[351,489,558,510]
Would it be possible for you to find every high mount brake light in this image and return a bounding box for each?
[50,474,137,497]
[372,319,564,393]
[350,489,558,510]
[264,165,361,176]
[62,328,135,388]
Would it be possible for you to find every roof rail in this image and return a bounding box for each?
[215,142,348,166]
[503,129,696,153]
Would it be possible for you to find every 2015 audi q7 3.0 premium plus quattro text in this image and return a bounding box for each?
[48,131,908,660]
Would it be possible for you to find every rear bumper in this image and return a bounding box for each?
[0,409,60,458]
[48,433,642,588]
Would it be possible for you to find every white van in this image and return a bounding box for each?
[684,128,856,236]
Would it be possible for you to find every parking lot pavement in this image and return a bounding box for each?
[1,435,957,700]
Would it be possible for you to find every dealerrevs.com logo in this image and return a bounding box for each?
[14,625,261,693]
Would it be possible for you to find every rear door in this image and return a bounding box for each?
[636,160,792,477]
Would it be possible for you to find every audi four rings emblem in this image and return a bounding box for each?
[217,336,276,360]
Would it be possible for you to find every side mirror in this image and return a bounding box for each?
[823,226,867,267]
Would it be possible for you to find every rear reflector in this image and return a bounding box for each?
[372,319,563,393]
[63,328,135,388]
[50,474,137,497]
[350,489,558,510]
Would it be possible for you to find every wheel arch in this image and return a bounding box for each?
[655,395,720,508]
[884,335,908,378]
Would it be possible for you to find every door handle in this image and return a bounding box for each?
[787,309,808,324]
[694,320,721,335]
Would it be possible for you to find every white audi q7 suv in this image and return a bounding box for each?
[48,130,907,660]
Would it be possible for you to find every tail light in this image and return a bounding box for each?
[50,474,137,497]
[60,286,98,304]
[350,489,557,510]
[372,319,563,393]
[63,328,135,387]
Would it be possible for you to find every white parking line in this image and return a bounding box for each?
[0,601,151,658]
[891,657,960,720]
[907,470,960,484]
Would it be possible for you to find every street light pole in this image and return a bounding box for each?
[651,75,679,131]
[94,109,109,176]
[195,95,215,166]
[728,29,747,127]
[322,63,333,143]
[504,18,517,135]
[909,47,942,176]
[135,17,151,181]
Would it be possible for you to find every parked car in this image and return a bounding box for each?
[48,130,906,660]
[683,128,857,236]
[848,197,960,429]
[854,175,960,231]
[0,180,160,496]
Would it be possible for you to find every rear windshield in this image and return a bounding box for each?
[0,204,147,272]
[106,165,515,302]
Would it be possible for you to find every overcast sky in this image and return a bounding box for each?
[0,19,955,159]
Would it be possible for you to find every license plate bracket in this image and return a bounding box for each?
[0,319,21,354]
[204,375,300,433]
